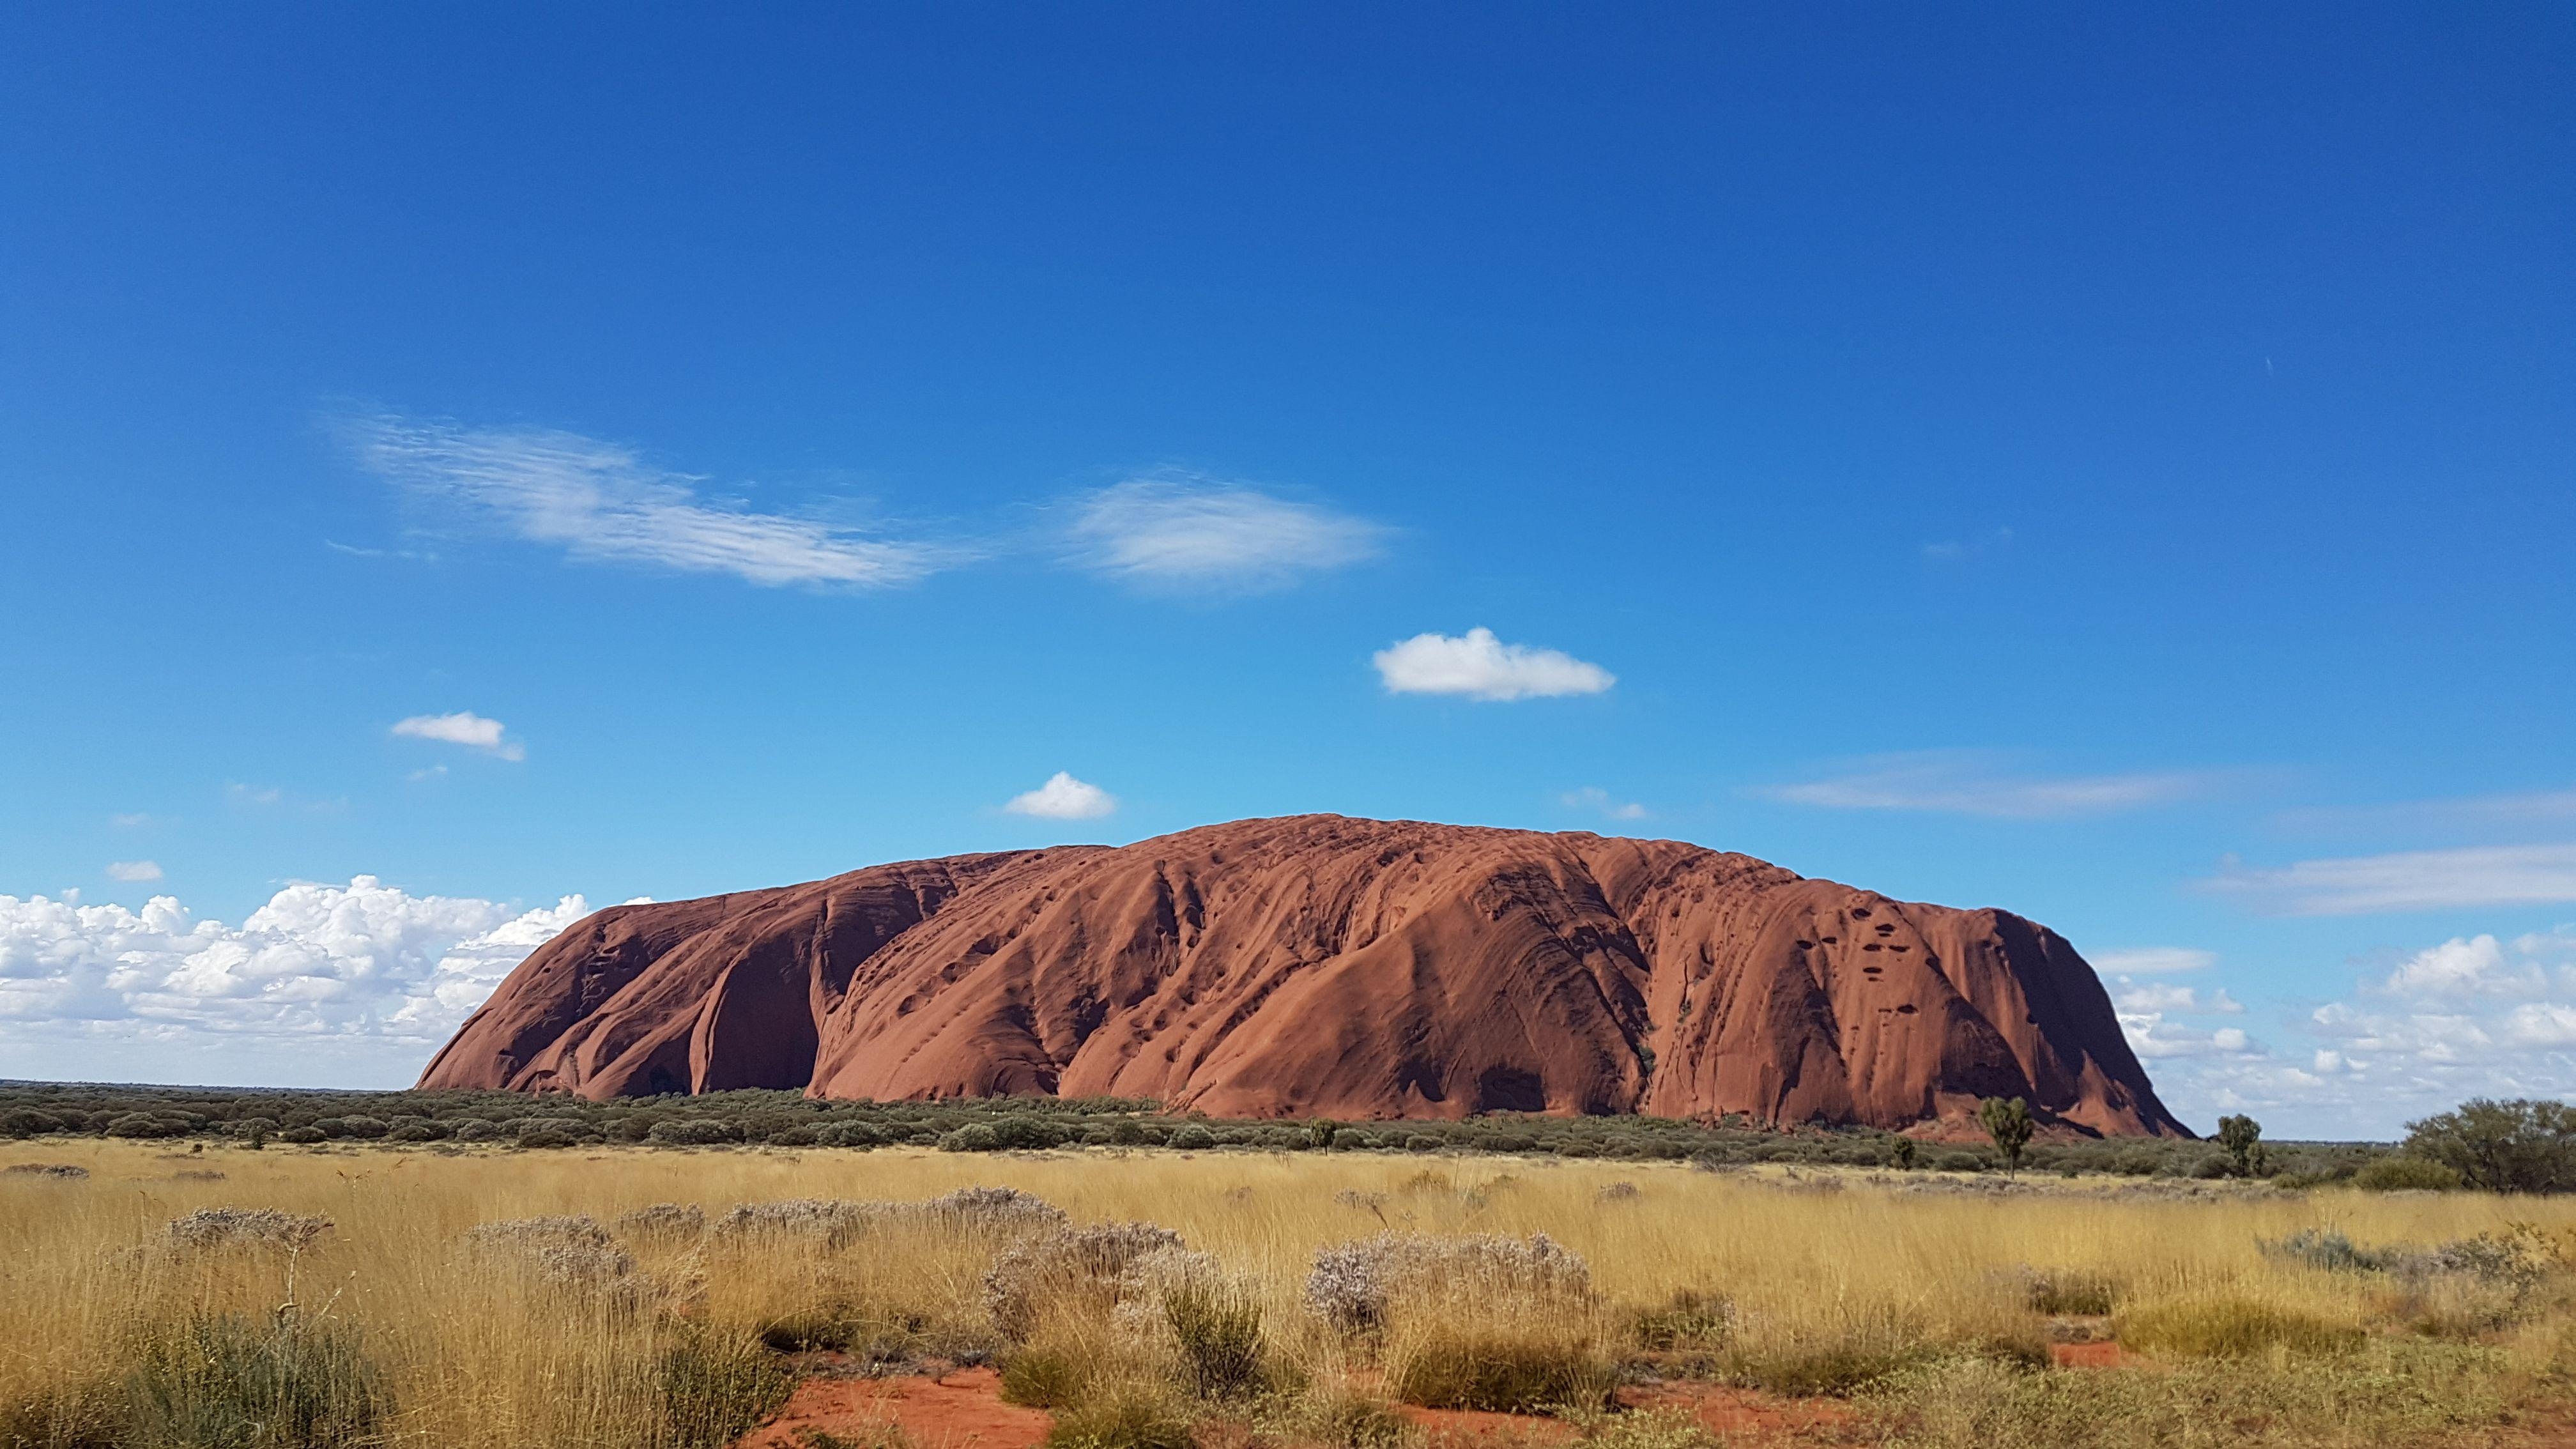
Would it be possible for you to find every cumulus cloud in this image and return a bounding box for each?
[0,878,617,1055]
[1759,751,2211,819]
[2117,1010,2259,1061]
[1066,475,1386,591]
[1374,628,1614,702]
[344,412,951,588]
[1561,787,1649,822]
[2091,946,2217,976]
[2138,927,2576,1135]
[106,861,163,883]
[392,711,525,761]
[1004,772,1117,820]
[2209,843,2576,915]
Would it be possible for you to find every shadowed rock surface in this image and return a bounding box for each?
[418,815,2187,1135]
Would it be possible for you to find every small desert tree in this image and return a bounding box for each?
[2404,1098,2576,1193]
[2217,1114,2267,1177]
[1979,1096,2034,1180]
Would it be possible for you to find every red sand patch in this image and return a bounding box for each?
[735,1368,1860,1449]
[1621,1383,1856,1438]
[2050,1340,2128,1369]
[733,1367,1051,1449]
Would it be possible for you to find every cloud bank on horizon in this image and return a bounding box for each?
[0,878,624,1082]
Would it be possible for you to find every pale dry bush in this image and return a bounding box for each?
[165,1206,334,1250]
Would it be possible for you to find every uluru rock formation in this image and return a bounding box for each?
[419,815,2188,1136]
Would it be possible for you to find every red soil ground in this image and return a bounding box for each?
[734,1367,1050,1449]
[728,1369,1862,1449]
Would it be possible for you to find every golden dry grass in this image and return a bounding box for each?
[6,1138,2575,1448]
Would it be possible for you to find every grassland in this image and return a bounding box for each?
[4,1137,2572,1449]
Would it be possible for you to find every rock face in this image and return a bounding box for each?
[418,815,2188,1136]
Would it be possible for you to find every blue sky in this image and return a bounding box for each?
[3,3,2570,1136]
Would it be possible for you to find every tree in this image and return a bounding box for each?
[1978,1096,2034,1179]
[2404,1098,2576,1193]
[2216,1114,2267,1177]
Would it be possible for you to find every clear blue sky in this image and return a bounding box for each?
[3,3,2570,1136]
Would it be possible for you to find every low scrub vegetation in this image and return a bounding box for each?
[0,1082,2485,1184]
[7,1114,2576,1448]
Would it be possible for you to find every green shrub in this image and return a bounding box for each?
[1257,1390,1410,1449]
[1625,1289,1735,1351]
[1043,1391,1193,1449]
[2021,1269,2117,1317]
[755,1308,858,1353]
[648,1119,737,1147]
[1167,1125,1216,1151]
[2114,1296,2362,1360]
[942,1124,1002,1153]
[123,1314,387,1449]
[1723,1337,1929,1397]
[1390,1328,1615,1413]
[1164,1284,1268,1399]
[2352,1156,2467,1192]
[657,1329,793,1449]
[998,1348,1088,1409]
[2404,1098,2576,1193]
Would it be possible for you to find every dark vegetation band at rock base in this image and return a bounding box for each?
[12,1083,2572,1190]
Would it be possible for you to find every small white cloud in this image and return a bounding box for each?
[2211,843,2576,916]
[1374,628,1614,702]
[1561,787,1649,822]
[2092,946,2216,976]
[227,785,282,807]
[110,813,155,829]
[1004,772,1117,820]
[1066,475,1386,591]
[1760,751,2211,819]
[343,412,951,588]
[392,711,526,762]
[106,861,163,883]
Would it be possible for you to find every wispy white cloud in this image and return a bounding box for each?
[1066,475,1386,591]
[1004,772,1117,820]
[1759,751,2212,820]
[1561,786,1648,822]
[344,412,951,588]
[0,878,620,1049]
[2274,785,2576,836]
[106,861,163,883]
[2209,843,2576,916]
[2112,980,2242,1015]
[2090,946,2217,976]
[1922,526,2014,563]
[1374,628,1614,702]
[392,711,525,762]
